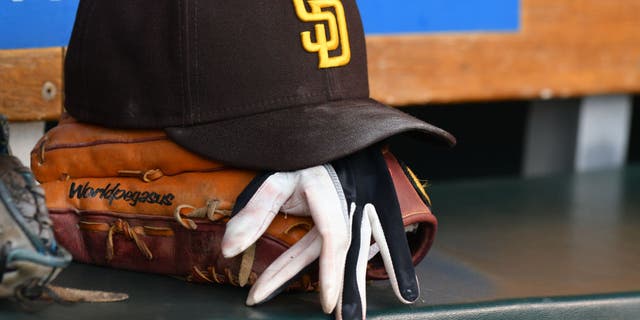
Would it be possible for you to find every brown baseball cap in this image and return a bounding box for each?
[64,0,455,170]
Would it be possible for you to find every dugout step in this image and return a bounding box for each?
[1,166,639,319]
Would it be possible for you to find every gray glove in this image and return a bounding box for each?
[0,115,71,301]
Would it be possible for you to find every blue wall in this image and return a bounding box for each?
[0,0,79,49]
[356,0,520,35]
[0,0,519,49]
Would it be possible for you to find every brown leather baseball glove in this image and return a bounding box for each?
[30,114,437,290]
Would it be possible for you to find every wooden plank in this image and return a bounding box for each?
[0,48,63,121]
[367,0,640,105]
[3,0,640,117]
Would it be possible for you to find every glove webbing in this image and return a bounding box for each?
[176,200,313,288]
[77,220,170,262]
[175,199,259,286]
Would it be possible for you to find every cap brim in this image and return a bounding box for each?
[165,98,456,170]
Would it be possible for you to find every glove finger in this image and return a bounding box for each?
[336,204,370,320]
[303,166,351,314]
[366,203,419,304]
[367,148,420,303]
[246,227,322,306]
[222,172,297,258]
[232,171,275,214]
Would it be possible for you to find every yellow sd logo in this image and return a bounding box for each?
[293,0,351,69]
